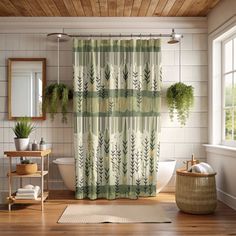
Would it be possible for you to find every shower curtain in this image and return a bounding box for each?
[73,39,161,199]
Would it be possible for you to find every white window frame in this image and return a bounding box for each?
[222,33,236,146]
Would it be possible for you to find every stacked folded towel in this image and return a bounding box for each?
[188,162,215,174]
[15,185,41,200]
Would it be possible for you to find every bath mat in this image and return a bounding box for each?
[58,204,171,224]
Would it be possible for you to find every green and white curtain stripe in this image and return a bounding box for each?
[73,39,162,200]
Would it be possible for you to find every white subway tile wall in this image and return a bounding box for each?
[0,32,207,200]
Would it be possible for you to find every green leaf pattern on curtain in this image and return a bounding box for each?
[74,39,161,199]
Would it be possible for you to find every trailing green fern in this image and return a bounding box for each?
[43,83,73,123]
[166,82,194,126]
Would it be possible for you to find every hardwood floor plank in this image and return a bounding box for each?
[0,191,235,235]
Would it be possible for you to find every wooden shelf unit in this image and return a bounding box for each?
[8,171,48,178]
[10,191,49,204]
[4,149,51,211]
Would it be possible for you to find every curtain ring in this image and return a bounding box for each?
[140,33,141,40]
[150,33,152,40]
[131,33,133,39]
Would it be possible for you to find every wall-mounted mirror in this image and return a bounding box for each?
[8,58,46,120]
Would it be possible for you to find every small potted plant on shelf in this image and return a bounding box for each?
[12,117,35,151]
[12,117,37,175]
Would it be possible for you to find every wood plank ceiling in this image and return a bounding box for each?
[0,0,221,17]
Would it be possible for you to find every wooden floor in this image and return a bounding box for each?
[0,191,236,236]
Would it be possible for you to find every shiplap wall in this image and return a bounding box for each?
[0,18,208,202]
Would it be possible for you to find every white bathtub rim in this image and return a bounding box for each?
[53,158,74,165]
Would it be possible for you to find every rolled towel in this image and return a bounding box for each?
[199,162,215,174]
[188,162,215,174]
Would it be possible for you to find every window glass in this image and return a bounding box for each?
[234,39,236,70]
[225,109,233,140]
[225,40,232,73]
[223,35,236,144]
[225,73,233,107]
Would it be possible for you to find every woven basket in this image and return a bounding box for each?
[16,163,38,175]
[176,168,217,214]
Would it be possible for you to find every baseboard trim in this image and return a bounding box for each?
[217,188,236,210]
[161,186,175,193]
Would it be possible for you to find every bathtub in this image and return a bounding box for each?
[53,158,176,193]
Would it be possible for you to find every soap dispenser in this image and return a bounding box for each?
[40,138,46,151]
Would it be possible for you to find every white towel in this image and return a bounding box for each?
[17,185,40,194]
[188,162,215,174]
[15,196,39,200]
[16,185,41,200]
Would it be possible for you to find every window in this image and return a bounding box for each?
[222,34,236,143]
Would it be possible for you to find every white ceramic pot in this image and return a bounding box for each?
[14,138,29,151]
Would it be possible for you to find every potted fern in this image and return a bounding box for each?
[12,117,35,151]
[166,82,194,126]
[43,83,73,123]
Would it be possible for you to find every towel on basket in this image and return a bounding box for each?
[188,162,215,174]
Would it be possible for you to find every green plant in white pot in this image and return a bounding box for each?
[12,117,35,151]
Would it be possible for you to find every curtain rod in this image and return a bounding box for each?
[68,33,174,38]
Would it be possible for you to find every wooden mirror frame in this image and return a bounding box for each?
[8,58,46,120]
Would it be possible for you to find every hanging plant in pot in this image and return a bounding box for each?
[44,33,73,123]
[166,82,194,126]
[43,83,73,123]
[12,117,37,175]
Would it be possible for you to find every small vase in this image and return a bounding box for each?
[14,138,30,151]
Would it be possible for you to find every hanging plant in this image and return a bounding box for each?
[166,82,194,126]
[43,83,73,123]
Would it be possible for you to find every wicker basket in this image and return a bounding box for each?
[176,168,217,214]
[16,163,38,175]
